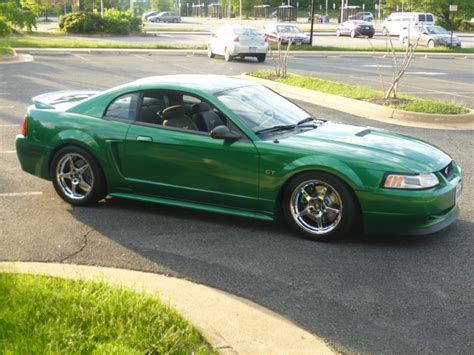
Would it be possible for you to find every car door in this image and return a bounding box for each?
[121,90,260,212]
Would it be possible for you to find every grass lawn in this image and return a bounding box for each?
[0,35,207,50]
[0,46,14,57]
[249,70,469,115]
[0,273,215,354]
[2,34,473,54]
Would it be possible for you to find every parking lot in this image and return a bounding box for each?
[1,53,473,353]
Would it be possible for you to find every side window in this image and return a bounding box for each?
[104,94,137,121]
[426,14,433,22]
[419,14,426,22]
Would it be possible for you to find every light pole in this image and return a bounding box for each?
[309,0,315,45]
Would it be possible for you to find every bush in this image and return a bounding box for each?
[59,10,142,35]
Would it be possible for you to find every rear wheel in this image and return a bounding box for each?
[402,37,409,46]
[350,30,356,38]
[282,172,357,241]
[368,34,374,39]
[382,27,388,36]
[224,48,233,62]
[257,54,266,62]
[336,29,341,37]
[207,46,215,58]
[427,39,435,48]
[50,146,106,206]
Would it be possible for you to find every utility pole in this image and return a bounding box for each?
[340,0,344,23]
[309,0,315,45]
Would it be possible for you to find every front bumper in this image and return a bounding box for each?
[358,164,462,235]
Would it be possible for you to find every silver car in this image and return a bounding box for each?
[400,25,461,48]
[148,12,181,23]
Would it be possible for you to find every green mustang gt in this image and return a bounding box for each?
[16,75,462,241]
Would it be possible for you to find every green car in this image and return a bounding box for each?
[16,75,462,241]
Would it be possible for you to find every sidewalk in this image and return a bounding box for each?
[0,262,334,355]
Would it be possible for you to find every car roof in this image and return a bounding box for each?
[130,75,253,94]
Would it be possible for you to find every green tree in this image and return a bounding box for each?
[0,1,36,32]
[21,0,60,19]
[150,0,172,11]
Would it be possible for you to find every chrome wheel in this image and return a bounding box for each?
[290,180,343,235]
[56,153,94,200]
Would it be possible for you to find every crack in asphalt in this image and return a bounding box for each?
[59,229,92,262]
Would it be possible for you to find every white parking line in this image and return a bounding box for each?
[73,54,91,62]
[0,192,43,197]
[133,54,154,62]
[406,72,447,76]
[0,106,15,109]
[361,64,393,68]
[0,93,11,96]
[0,124,20,127]
[0,150,16,153]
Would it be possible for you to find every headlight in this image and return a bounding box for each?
[383,173,439,189]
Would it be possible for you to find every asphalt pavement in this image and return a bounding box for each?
[1,53,473,354]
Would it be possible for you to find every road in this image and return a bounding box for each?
[1,54,473,354]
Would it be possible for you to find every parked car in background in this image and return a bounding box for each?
[336,20,375,38]
[264,24,311,45]
[349,12,374,21]
[143,11,159,21]
[400,25,461,48]
[382,12,435,36]
[148,12,181,23]
[208,27,268,62]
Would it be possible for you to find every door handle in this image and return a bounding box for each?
[136,135,153,142]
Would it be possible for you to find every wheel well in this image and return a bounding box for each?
[274,170,363,222]
[48,143,107,188]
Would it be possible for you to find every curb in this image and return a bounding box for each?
[0,262,334,355]
[0,50,34,64]
[0,48,17,62]
[242,74,474,131]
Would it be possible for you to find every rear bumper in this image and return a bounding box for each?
[16,134,52,180]
[230,43,268,56]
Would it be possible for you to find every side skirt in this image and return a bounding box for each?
[110,192,275,222]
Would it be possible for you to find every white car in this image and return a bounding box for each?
[399,26,461,48]
[207,27,268,62]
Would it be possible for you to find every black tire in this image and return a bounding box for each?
[257,54,266,62]
[207,46,215,58]
[224,48,233,62]
[50,146,107,206]
[282,171,357,241]
[368,34,374,39]
[350,30,357,38]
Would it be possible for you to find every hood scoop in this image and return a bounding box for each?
[355,128,372,137]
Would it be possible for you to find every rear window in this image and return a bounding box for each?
[233,28,260,36]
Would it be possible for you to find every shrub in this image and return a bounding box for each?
[59,10,142,35]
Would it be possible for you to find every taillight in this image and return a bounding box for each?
[21,115,27,137]
[233,36,240,42]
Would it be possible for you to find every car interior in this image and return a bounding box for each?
[137,91,228,133]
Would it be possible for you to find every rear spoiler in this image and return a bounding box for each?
[32,90,101,109]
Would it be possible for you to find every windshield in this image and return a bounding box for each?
[215,85,312,134]
[426,26,449,35]
[276,25,300,33]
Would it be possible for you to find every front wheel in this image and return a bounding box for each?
[350,30,356,38]
[50,146,106,206]
[282,172,357,241]
[336,29,340,37]
[382,27,388,36]
[427,40,435,48]
[257,54,266,62]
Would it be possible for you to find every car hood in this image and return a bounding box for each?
[279,122,451,173]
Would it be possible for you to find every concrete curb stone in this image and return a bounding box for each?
[241,74,474,131]
[0,262,334,355]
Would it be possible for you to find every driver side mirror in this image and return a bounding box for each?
[210,125,241,140]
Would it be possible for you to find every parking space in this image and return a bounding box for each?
[0,53,473,354]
